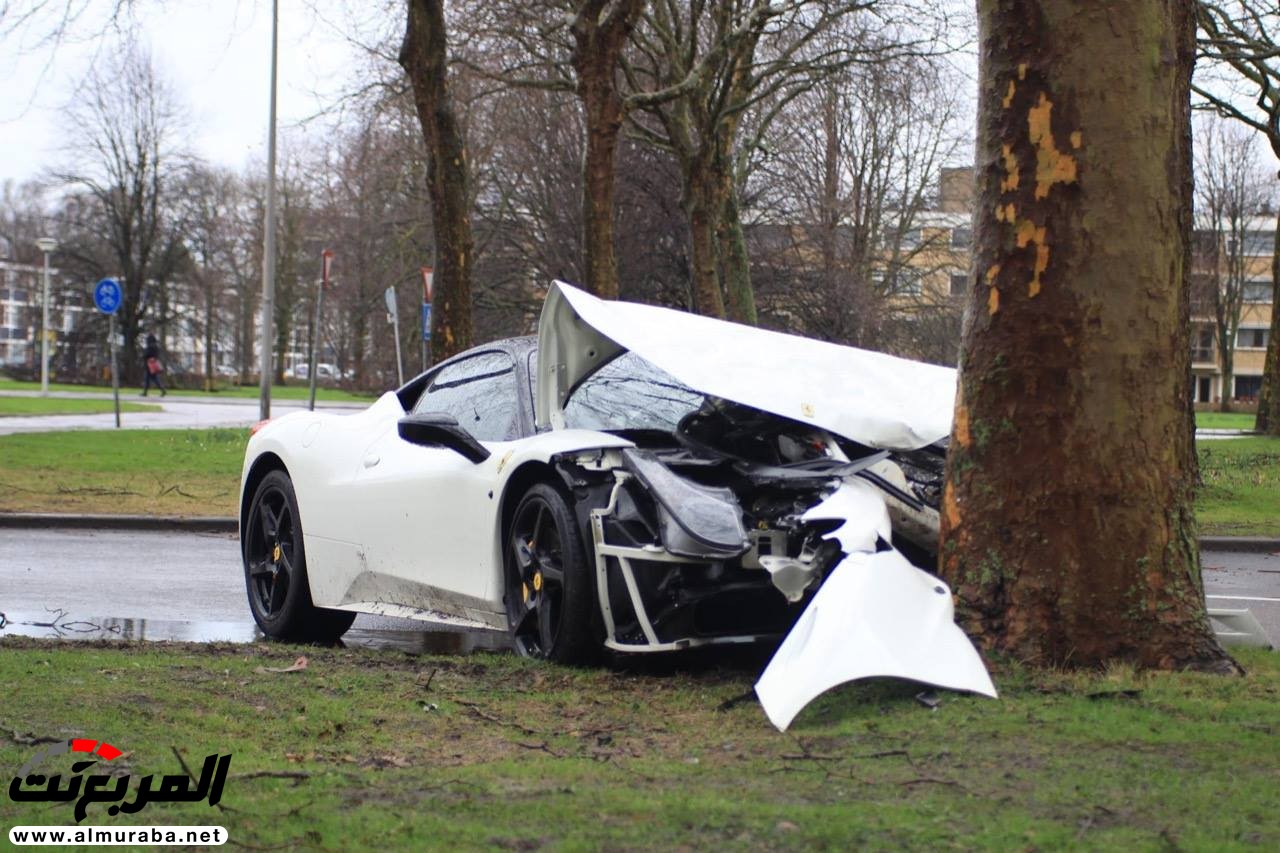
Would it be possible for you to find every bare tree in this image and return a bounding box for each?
[400,0,473,362]
[941,0,1233,670]
[53,41,188,382]
[1193,115,1274,411]
[1195,1,1280,431]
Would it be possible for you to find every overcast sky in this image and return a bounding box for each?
[0,0,371,186]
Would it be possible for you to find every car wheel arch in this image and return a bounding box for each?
[241,452,288,537]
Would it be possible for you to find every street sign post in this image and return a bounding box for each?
[420,266,433,372]
[93,279,123,428]
[385,286,404,386]
[308,249,335,412]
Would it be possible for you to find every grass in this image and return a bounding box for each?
[0,378,376,403]
[0,428,245,517]
[1197,435,1280,537]
[1196,411,1257,430]
[0,397,159,418]
[0,639,1276,849]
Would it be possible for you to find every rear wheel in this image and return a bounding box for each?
[243,469,356,641]
[504,483,600,664]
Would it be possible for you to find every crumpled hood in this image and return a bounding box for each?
[535,281,956,451]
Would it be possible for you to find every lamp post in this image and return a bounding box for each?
[257,0,280,421]
[35,237,57,396]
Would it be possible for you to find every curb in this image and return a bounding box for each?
[0,513,237,534]
[1199,536,1280,553]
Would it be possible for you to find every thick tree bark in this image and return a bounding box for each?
[1256,212,1280,433]
[940,0,1235,671]
[571,0,645,300]
[682,162,726,318]
[400,0,473,362]
[716,150,757,325]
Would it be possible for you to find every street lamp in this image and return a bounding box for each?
[257,0,280,420]
[35,237,57,396]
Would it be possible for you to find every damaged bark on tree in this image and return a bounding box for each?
[941,0,1236,671]
[400,0,473,361]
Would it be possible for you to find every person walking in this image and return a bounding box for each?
[141,334,166,397]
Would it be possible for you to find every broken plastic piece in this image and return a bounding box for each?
[759,556,819,603]
[755,548,997,731]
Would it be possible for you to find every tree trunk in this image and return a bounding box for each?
[582,100,622,299]
[683,163,726,318]
[571,1,645,300]
[716,157,757,325]
[1256,211,1280,434]
[940,0,1235,671]
[400,0,473,362]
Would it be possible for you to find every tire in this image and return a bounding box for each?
[503,482,601,664]
[243,469,356,642]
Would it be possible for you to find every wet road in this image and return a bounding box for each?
[1,527,1277,649]
[0,527,508,652]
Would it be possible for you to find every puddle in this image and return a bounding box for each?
[0,612,511,654]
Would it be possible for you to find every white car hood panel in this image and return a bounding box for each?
[535,281,956,450]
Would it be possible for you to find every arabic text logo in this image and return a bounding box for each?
[8,738,231,823]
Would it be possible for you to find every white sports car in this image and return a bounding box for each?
[240,282,995,728]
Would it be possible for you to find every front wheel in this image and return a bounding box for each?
[504,483,600,664]
[243,469,356,642]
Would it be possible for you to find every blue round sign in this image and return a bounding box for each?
[93,279,122,315]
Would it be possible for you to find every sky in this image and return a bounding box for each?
[0,0,374,186]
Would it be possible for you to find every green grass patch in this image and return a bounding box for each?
[1196,411,1257,430]
[0,428,244,517]
[1197,435,1280,537]
[0,640,1276,848]
[0,397,158,417]
[0,378,375,403]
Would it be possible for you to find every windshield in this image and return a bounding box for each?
[563,352,706,433]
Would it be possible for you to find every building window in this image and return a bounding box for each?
[1237,328,1270,349]
[1243,280,1273,303]
[1234,375,1263,400]
[949,274,967,296]
[1192,328,1214,363]
[950,227,972,249]
[1242,230,1275,256]
[900,229,922,249]
[1197,376,1212,403]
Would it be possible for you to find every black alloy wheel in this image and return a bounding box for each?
[504,483,599,664]
[243,469,355,641]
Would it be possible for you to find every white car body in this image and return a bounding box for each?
[241,281,995,729]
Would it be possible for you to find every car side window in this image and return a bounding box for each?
[413,351,519,442]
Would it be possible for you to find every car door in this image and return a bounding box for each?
[344,351,524,612]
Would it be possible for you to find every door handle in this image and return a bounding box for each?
[362,454,381,468]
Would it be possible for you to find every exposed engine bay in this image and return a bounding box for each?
[549,397,948,654]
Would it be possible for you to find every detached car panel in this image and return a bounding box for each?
[239,281,994,730]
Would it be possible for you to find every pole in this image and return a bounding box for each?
[307,279,324,411]
[256,0,280,421]
[109,313,121,428]
[40,250,50,396]
[392,309,404,387]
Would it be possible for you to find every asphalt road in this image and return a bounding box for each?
[0,391,366,435]
[0,527,507,653]
[1,527,1276,650]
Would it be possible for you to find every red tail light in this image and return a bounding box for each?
[250,419,272,436]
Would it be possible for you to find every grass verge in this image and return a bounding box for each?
[0,378,375,403]
[1195,411,1257,430]
[1196,436,1280,537]
[0,640,1276,848]
[0,428,244,517]
[0,397,158,418]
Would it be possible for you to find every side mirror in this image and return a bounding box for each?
[397,412,491,464]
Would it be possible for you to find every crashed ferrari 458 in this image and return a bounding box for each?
[239,281,995,729]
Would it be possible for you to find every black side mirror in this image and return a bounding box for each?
[397,412,491,464]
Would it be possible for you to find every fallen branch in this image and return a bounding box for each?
[231,770,312,782]
[2,723,62,746]
[454,699,543,736]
